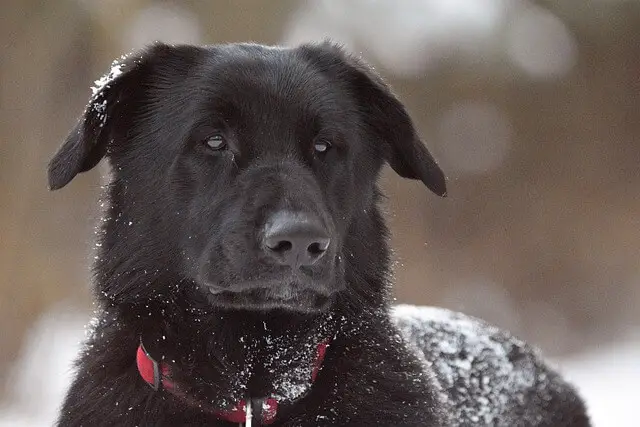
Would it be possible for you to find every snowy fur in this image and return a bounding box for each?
[394,305,589,426]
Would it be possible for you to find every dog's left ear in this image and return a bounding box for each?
[300,43,447,197]
[346,53,447,197]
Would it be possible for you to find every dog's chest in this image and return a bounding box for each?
[236,334,320,403]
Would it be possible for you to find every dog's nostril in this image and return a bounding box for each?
[307,239,329,256]
[267,239,293,253]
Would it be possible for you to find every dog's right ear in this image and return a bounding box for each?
[48,43,200,190]
[48,49,145,190]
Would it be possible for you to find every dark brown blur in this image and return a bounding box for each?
[1,0,638,414]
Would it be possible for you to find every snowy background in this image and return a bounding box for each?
[2,1,639,425]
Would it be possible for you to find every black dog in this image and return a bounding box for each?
[49,42,589,426]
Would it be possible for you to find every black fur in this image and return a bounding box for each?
[49,42,588,426]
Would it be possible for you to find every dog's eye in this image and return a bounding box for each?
[314,139,332,154]
[204,134,227,151]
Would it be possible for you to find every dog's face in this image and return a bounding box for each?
[48,43,445,313]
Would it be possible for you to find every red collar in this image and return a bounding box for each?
[136,339,329,425]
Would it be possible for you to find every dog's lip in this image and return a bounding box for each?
[208,286,225,295]
[205,285,333,312]
[206,286,294,301]
[202,278,338,311]
[206,282,325,299]
[203,274,335,294]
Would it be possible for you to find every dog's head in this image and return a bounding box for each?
[49,42,445,313]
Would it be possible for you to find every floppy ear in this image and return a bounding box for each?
[47,43,200,190]
[300,43,447,197]
[48,52,137,190]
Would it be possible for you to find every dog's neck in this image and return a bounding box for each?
[128,303,340,409]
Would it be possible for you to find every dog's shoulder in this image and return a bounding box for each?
[392,305,590,426]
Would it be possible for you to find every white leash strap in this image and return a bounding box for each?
[243,397,252,427]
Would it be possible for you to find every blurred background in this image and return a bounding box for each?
[1,0,638,425]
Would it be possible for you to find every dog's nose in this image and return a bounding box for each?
[263,211,330,268]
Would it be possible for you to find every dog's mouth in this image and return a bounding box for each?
[202,280,336,313]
